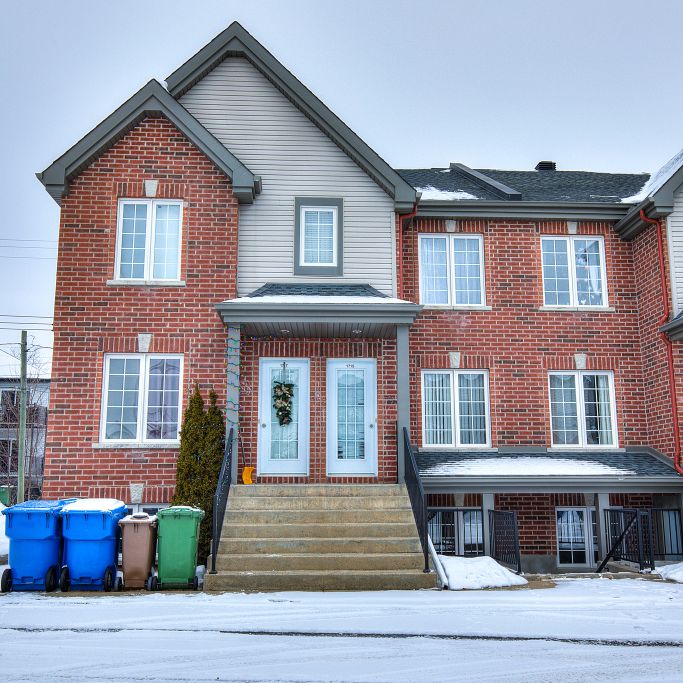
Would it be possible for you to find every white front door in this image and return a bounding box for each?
[326,359,377,475]
[258,359,309,475]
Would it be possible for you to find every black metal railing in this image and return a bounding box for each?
[650,508,683,561]
[402,427,429,572]
[210,427,234,575]
[428,508,485,557]
[598,508,655,572]
[489,509,522,574]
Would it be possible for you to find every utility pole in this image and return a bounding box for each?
[17,330,27,503]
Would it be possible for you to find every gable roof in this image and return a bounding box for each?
[165,22,417,212]
[37,79,260,204]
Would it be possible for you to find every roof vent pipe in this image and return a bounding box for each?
[535,161,557,171]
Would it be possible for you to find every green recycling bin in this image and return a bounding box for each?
[155,506,204,590]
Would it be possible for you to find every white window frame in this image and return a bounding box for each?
[299,205,339,267]
[548,370,617,449]
[556,506,598,567]
[420,369,491,449]
[541,235,608,308]
[114,199,184,282]
[99,353,184,445]
[418,234,486,307]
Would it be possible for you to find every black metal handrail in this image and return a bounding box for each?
[651,508,683,561]
[210,426,234,575]
[402,427,429,572]
[488,510,522,574]
[427,507,485,557]
[597,508,656,572]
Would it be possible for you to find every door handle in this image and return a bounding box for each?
[261,422,267,428]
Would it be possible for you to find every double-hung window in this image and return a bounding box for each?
[100,354,183,443]
[419,234,485,306]
[294,198,343,276]
[115,199,183,282]
[541,236,607,307]
[422,370,490,447]
[548,371,616,448]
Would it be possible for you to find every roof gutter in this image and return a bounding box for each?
[639,209,683,476]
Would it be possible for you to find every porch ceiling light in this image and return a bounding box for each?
[279,329,291,334]
[351,329,363,335]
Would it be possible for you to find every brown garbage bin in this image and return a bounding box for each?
[119,512,157,590]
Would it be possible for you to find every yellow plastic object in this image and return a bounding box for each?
[242,466,255,485]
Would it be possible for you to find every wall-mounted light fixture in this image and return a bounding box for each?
[445,219,458,233]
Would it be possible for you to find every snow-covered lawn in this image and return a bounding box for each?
[1,578,683,681]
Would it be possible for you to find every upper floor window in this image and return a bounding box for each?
[294,198,343,276]
[100,354,183,443]
[422,370,490,448]
[115,199,183,281]
[541,236,607,307]
[548,371,616,448]
[419,234,485,306]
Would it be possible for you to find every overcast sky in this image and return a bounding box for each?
[2,0,682,376]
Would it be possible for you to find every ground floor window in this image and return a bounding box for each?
[556,507,598,566]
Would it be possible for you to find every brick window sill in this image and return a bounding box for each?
[106,279,186,287]
[92,442,180,450]
[539,306,615,313]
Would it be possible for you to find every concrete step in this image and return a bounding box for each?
[217,537,424,555]
[223,508,415,525]
[230,495,413,511]
[231,484,405,498]
[215,552,426,571]
[204,569,437,592]
[221,522,417,539]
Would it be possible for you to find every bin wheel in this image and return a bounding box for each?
[59,566,70,593]
[1,568,12,593]
[45,565,58,593]
[192,575,199,591]
[116,577,123,592]
[103,567,114,593]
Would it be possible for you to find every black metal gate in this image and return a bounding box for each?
[488,509,522,574]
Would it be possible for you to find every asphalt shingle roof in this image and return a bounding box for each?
[247,283,388,298]
[397,167,650,203]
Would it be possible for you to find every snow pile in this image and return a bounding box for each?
[622,148,683,203]
[0,503,8,557]
[417,186,478,201]
[449,457,629,476]
[657,562,683,583]
[439,555,527,590]
[225,295,412,305]
[61,498,125,513]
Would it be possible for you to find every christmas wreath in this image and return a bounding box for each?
[273,380,295,426]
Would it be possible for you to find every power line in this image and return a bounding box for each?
[0,315,54,319]
[0,255,57,260]
[0,245,58,250]
[0,238,57,243]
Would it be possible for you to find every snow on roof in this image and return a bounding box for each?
[61,498,126,513]
[224,295,412,305]
[622,148,683,203]
[444,457,629,476]
[417,185,478,201]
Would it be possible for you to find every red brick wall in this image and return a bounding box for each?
[609,493,654,508]
[403,218,648,450]
[426,493,482,507]
[238,338,397,483]
[42,115,237,503]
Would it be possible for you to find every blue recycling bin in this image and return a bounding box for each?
[1,499,77,592]
[60,499,128,592]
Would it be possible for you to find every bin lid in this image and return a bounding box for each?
[2,499,77,515]
[61,498,128,516]
[120,512,157,525]
[157,505,205,519]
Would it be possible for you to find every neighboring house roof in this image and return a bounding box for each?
[247,283,388,298]
[416,449,683,492]
[398,164,649,220]
[165,22,417,212]
[37,79,261,204]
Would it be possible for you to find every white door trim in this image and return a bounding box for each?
[326,359,377,476]
[257,358,310,475]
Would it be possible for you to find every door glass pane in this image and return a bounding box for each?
[153,203,181,280]
[458,373,487,445]
[146,357,181,440]
[574,239,604,306]
[557,509,588,565]
[336,368,365,459]
[105,358,140,439]
[270,365,300,460]
[420,237,449,304]
[542,239,571,305]
[423,373,453,446]
[303,209,335,265]
[549,374,579,445]
[119,203,147,279]
[453,237,483,305]
[583,374,613,445]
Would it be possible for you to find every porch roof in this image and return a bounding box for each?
[216,283,422,338]
[416,449,683,493]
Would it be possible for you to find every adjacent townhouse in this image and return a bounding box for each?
[37,22,683,588]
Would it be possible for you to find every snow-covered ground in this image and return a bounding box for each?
[439,555,528,590]
[1,578,683,682]
[658,562,683,583]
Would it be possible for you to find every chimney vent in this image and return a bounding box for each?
[535,160,556,171]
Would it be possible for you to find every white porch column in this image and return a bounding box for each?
[482,493,495,555]
[595,493,610,560]
[226,324,240,482]
[396,324,411,483]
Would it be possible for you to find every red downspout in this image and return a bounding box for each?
[639,209,683,475]
[397,202,418,300]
